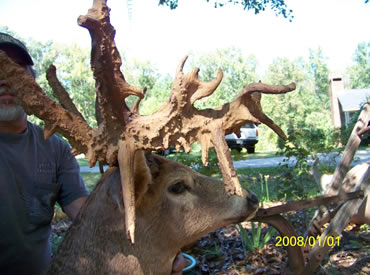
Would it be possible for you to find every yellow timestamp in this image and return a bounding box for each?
[275,236,340,247]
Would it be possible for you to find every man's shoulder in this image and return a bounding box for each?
[27,121,68,147]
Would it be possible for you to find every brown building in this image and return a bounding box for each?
[329,76,370,128]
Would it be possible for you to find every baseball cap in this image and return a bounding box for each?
[0,32,34,65]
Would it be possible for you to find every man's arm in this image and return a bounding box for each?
[63,196,88,221]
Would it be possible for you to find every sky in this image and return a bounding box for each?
[0,0,369,77]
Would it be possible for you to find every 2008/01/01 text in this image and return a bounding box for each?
[275,236,340,247]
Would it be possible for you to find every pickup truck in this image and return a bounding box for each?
[225,123,258,153]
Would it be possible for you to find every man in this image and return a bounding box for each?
[0,33,186,274]
[0,32,90,275]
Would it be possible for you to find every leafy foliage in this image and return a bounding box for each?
[158,0,294,20]
[189,47,259,109]
[258,47,333,152]
[276,128,340,200]
[121,56,173,115]
[340,104,370,146]
[308,47,330,109]
[347,42,370,89]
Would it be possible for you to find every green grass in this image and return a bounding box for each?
[229,149,280,161]
[80,172,102,192]
[239,167,321,201]
[77,158,90,167]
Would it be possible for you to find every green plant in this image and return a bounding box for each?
[359,224,370,232]
[237,222,276,255]
[77,157,90,167]
[50,233,65,255]
[201,243,223,258]
[53,203,67,221]
[258,174,271,203]
[320,261,340,275]
[80,172,102,192]
[275,127,340,200]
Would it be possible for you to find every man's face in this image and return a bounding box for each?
[0,46,31,121]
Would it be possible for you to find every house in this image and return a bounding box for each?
[329,76,370,127]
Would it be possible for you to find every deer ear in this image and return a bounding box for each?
[109,151,158,210]
[106,150,154,212]
[133,150,154,205]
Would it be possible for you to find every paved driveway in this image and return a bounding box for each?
[233,149,370,169]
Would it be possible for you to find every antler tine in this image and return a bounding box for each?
[230,82,296,140]
[172,56,223,106]
[46,65,85,121]
[193,81,296,195]
[78,0,145,126]
[177,55,188,74]
[132,87,147,114]
[244,82,296,94]
[189,68,223,104]
[211,127,244,196]
[118,140,137,243]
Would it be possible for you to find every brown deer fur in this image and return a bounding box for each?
[47,152,258,274]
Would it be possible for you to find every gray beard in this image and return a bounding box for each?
[0,105,26,121]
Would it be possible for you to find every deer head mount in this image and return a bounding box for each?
[0,0,295,243]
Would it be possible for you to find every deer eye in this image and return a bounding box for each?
[168,181,188,194]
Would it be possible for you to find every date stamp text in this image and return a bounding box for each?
[275,236,340,247]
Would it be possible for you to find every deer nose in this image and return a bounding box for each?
[247,191,259,209]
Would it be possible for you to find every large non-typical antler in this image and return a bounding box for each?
[0,0,295,243]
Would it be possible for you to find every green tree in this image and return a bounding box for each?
[347,42,370,89]
[308,47,330,109]
[158,0,369,18]
[138,74,173,115]
[121,56,173,114]
[260,54,332,150]
[122,48,259,116]
[158,0,293,20]
[123,58,159,91]
[52,43,97,127]
[188,47,259,109]
[262,57,309,129]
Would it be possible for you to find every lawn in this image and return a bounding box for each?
[77,158,90,167]
[80,172,102,192]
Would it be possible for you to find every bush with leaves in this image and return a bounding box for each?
[276,127,341,200]
[340,103,370,147]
